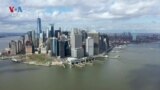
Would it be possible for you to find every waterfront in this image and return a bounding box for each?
[0,37,160,90]
[0,36,20,52]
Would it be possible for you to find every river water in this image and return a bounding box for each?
[0,36,160,90]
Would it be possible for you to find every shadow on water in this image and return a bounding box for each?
[129,64,160,90]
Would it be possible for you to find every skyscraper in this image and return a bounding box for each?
[70,28,84,58]
[50,37,58,56]
[49,24,54,37]
[31,30,36,47]
[55,29,61,38]
[36,18,42,48]
[39,32,44,47]
[37,18,42,34]
[88,30,100,55]
[46,28,49,38]
[70,28,82,48]
[17,40,23,54]
[58,40,65,58]
[86,37,94,56]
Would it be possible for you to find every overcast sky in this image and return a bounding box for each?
[0,0,160,33]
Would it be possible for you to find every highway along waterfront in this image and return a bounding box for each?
[0,36,160,90]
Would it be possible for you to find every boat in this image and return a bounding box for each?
[11,58,21,63]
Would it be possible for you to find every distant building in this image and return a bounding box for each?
[39,32,44,47]
[46,38,51,52]
[50,37,58,56]
[81,30,88,42]
[64,41,71,57]
[20,35,25,53]
[24,33,29,44]
[70,28,82,48]
[17,40,23,54]
[58,40,65,58]
[70,28,84,58]
[31,30,36,48]
[99,36,106,53]
[88,31,100,55]
[10,40,17,55]
[25,41,33,55]
[41,46,47,54]
[55,29,61,38]
[105,35,110,49]
[27,31,32,42]
[49,24,54,37]
[46,28,50,38]
[82,43,86,56]
[86,37,94,56]
[71,48,84,58]
[62,31,69,37]
[37,18,42,34]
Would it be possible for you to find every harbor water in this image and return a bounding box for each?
[0,36,160,90]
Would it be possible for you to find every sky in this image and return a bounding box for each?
[0,0,160,33]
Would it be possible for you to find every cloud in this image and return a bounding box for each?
[0,0,160,32]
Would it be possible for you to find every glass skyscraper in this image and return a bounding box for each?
[37,18,42,34]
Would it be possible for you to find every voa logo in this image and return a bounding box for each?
[9,6,23,13]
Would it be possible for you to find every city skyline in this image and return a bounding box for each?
[1,0,160,33]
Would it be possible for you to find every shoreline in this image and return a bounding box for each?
[0,44,125,68]
[0,46,114,67]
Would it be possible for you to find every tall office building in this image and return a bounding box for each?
[17,40,23,54]
[55,30,61,38]
[27,31,32,42]
[58,34,68,58]
[64,41,71,57]
[37,18,42,34]
[88,30,100,55]
[20,35,25,53]
[31,30,36,48]
[58,40,65,58]
[50,37,58,56]
[105,35,110,48]
[39,32,44,47]
[81,30,88,42]
[46,29,50,38]
[99,35,106,53]
[70,28,82,48]
[49,24,54,37]
[86,37,94,56]
[70,28,84,58]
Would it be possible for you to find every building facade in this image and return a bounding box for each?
[70,28,84,58]
[50,37,58,56]
[10,40,17,55]
[88,31,100,55]
[86,37,94,56]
